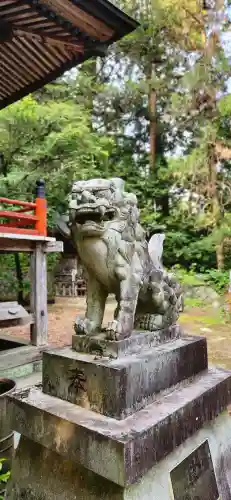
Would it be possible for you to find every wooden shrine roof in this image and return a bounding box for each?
[0,0,138,110]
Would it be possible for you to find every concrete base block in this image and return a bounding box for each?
[125,411,231,500]
[7,412,231,499]
[6,331,231,500]
[43,336,207,419]
[7,366,231,486]
[7,436,124,500]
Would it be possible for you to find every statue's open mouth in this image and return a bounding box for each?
[73,205,115,226]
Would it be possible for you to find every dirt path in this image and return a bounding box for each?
[3,298,231,370]
[180,305,231,370]
[2,298,115,347]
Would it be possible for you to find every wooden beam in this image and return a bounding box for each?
[1,44,39,81]
[0,197,36,208]
[0,84,11,97]
[21,36,55,71]
[0,52,30,85]
[11,36,48,76]
[0,1,18,6]
[0,90,8,98]
[12,26,84,53]
[0,236,62,253]
[44,42,68,63]
[44,240,63,253]
[0,4,30,16]
[8,38,45,77]
[0,332,30,347]
[0,226,39,235]
[0,239,34,252]
[38,0,114,40]
[0,210,37,221]
[0,233,55,241]
[0,68,23,94]
[0,50,83,110]
[30,243,48,346]
[28,36,68,68]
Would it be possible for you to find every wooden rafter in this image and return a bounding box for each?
[12,26,85,53]
[38,0,114,40]
[0,0,138,110]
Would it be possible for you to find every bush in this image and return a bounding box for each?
[172,265,206,287]
[173,265,230,295]
[204,269,230,295]
[0,458,11,500]
[173,265,229,296]
[0,252,59,302]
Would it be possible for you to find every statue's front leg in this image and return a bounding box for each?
[75,275,107,336]
[107,271,140,341]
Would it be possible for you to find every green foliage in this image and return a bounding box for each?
[172,265,206,287]
[0,253,58,302]
[173,264,230,295]
[0,0,231,286]
[0,95,114,224]
[0,458,11,500]
[184,297,204,308]
[0,254,29,300]
[204,269,230,295]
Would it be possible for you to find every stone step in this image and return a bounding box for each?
[42,335,208,419]
[8,366,231,486]
[72,324,181,357]
[0,344,43,378]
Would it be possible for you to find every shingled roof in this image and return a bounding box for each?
[0,0,138,109]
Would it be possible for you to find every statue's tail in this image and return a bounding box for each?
[148,233,165,270]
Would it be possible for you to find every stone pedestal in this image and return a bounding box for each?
[6,326,231,499]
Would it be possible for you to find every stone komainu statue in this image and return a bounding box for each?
[59,177,183,341]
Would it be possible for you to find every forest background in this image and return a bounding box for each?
[1,0,231,299]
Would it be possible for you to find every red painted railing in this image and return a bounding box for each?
[0,180,47,237]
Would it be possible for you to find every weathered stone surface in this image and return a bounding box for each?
[65,177,183,340]
[7,436,123,500]
[170,440,219,500]
[72,324,181,358]
[7,366,231,486]
[43,336,207,419]
[7,412,231,499]
[0,344,44,379]
[124,411,231,500]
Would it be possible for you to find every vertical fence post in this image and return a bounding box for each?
[30,179,48,345]
[35,179,47,236]
[30,243,48,346]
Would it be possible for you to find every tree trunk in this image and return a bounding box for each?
[146,60,157,171]
[160,195,170,217]
[208,145,225,269]
[149,88,157,171]
[216,242,224,270]
[79,58,98,131]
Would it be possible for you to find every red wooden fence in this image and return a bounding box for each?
[0,180,47,237]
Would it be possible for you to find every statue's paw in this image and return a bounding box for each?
[74,317,97,336]
[106,320,119,340]
[106,319,132,341]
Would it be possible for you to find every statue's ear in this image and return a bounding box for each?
[109,178,124,191]
[56,213,71,239]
